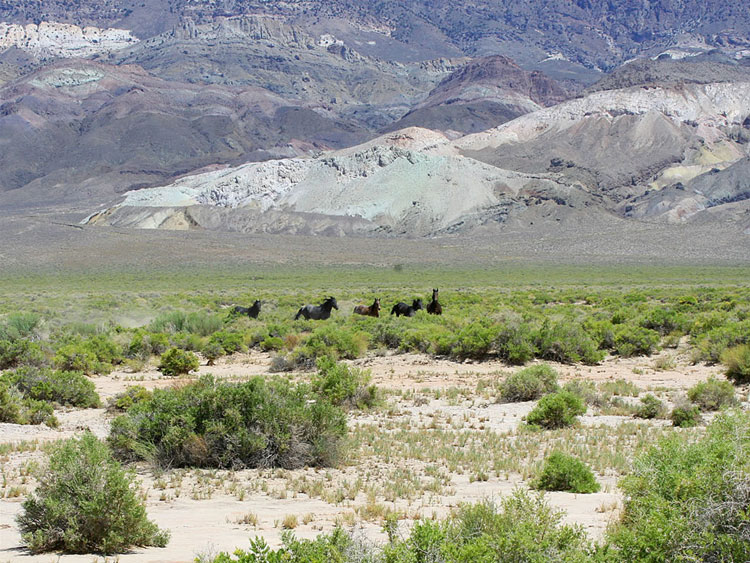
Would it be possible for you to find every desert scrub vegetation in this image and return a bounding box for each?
[16,432,169,554]
[525,390,586,429]
[5,273,750,377]
[207,490,591,563]
[721,343,750,384]
[2,367,100,408]
[107,385,152,412]
[606,410,750,562]
[108,374,348,469]
[52,333,123,375]
[498,363,559,402]
[0,367,100,426]
[149,310,224,337]
[533,320,604,364]
[312,356,377,409]
[0,381,56,426]
[200,412,750,563]
[158,347,200,376]
[634,394,666,419]
[532,451,600,493]
[687,377,738,411]
[670,401,702,428]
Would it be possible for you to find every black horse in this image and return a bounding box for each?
[390,298,424,317]
[427,289,442,315]
[295,296,338,320]
[231,300,262,319]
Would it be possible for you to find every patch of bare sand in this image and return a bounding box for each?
[352,347,722,392]
[0,350,735,562]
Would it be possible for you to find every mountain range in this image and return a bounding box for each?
[0,0,749,244]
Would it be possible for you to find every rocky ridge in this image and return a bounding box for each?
[0,59,373,203]
[385,56,573,134]
[85,82,750,236]
[0,22,137,59]
[2,0,748,75]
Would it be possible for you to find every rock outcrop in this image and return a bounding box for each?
[0,22,138,58]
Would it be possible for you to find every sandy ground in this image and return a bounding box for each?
[0,348,737,562]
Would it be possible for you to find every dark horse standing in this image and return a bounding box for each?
[354,298,381,317]
[391,298,424,317]
[232,300,262,319]
[427,289,442,315]
[295,296,338,320]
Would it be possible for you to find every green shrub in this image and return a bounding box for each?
[721,343,750,384]
[494,322,536,365]
[301,325,370,361]
[0,339,48,370]
[0,380,24,423]
[400,323,452,355]
[83,334,123,366]
[126,331,150,360]
[52,334,122,375]
[687,377,738,411]
[634,394,665,419]
[53,344,100,374]
[148,332,170,355]
[584,318,616,349]
[208,529,357,563]
[208,490,591,563]
[0,313,41,341]
[108,375,347,469]
[498,364,559,402]
[149,311,223,336]
[202,340,225,365]
[127,330,170,359]
[17,432,168,554]
[640,308,686,335]
[422,490,592,562]
[613,325,660,357]
[260,336,284,352]
[0,380,58,426]
[23,398,58,426]
[208,331,246,354]
[534,321,604,364]
[444,321,499,360]
[171,332,204,352]
[670,403,702,427]
[2,367,100,408]
[598,378,640,397]
[607,410,750,562]
[693,321,750,364]
[158,348,199,377]
[107,386,152,412]
[526,391,586,429]
[371,320,402,349]
[312,356,377,409]
[562,380,601,406]
[532,451,600,493]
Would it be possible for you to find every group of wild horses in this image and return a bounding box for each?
[231,289,442,321]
